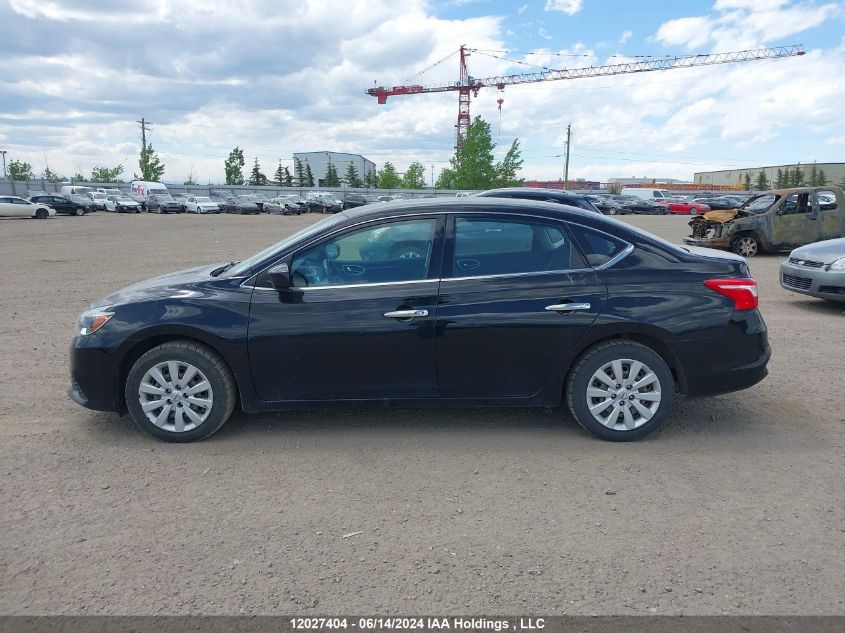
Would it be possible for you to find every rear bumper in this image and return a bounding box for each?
[780,261,845,302]
[674,310,770,398]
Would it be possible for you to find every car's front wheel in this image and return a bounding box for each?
[125,341,237,442]
[732,235,759,257]
[566,340,674,441]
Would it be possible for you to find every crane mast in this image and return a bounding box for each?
[367,44,805,149]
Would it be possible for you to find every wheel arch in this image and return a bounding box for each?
[114,330,242,414]
[565,330,688,398]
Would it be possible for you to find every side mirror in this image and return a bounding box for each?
[268,262,291,291]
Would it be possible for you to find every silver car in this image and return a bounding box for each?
[780,237,845,303]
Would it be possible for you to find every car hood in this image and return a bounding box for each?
[93,263,224,308]
[237,201,259,209]
[789,237,845,263]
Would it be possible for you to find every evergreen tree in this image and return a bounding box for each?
[400,161,426,189]
[294,158,305,187]
[323,157,341,187]
[249,157,267,185]
[138,144,165,181]
[183,170,197,185]
[344,162,362,188]
[809,162,819,186]
[274,161,286,186]
[817,169,828,186]
[71,172,86,182]
[364,169,378,189]
[743,172,752,191]
[283,166,293,187]
[304,163,315,187]
[792,163,804,187]
[775,168,785,189]
[377,162,402,189]
[224,147,245,185]
[754,170,769,191]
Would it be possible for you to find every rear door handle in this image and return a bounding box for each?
[545,303,591,313]
[384,309,428,319]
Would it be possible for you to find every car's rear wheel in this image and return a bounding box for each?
[125,341,236,442]
[566,340,674,441]
[35,209,48,219]
[732,235,759,257]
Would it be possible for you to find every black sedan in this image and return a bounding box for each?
[224,196,260,214]
[692,196,741,211]
[476,187,601,213]
[343,193,379,209]
[609,195,669,215]
[28,194,88,216]
[69,198,769,443]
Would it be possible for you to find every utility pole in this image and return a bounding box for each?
[0,150,7,179]
[137,117,152,153]
[563,123,572,190]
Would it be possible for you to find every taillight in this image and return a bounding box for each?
[704,278,758,310]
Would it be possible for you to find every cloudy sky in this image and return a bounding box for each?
[1,0,843,184]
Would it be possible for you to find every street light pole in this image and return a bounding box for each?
[0,150,7,179]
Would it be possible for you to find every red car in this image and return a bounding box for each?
[658,199,710,215]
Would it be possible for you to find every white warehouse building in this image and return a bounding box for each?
[293,151,376,186]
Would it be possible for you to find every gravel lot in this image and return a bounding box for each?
[1,211,843,615]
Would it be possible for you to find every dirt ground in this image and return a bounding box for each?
[0,211,842,615]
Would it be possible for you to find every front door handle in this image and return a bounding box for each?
[384,309,429,319]
[545,303,591,313]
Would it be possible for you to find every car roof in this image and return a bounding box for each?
[477,187,586,197]
[337,195,606,226]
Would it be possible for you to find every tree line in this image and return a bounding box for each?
[743,163,836,191]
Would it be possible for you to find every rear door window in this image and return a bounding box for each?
[568,224,631,268]
[450,216,584,277]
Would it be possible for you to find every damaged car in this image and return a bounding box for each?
[684,187,845,257]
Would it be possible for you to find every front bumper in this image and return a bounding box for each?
[683,236,731,250]
[780,261,845,302]
[68,338,121,412]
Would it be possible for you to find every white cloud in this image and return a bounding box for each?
[618,29,632,44]
[544,0,584,16]
[654,0,840,51]
[517,3,529,14]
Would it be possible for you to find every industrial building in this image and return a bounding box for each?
[694,163,845,187]
[292,151,376,186]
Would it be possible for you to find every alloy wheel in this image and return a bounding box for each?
[735,236,758,257]
[138,361,214,432]
[586,358,662,431]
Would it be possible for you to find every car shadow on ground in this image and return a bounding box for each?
[787,297,845,315]
[79,394,782,449]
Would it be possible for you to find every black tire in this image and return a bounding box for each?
[35,208,49,219]
[125,341,237,443]
[565,340,675,441]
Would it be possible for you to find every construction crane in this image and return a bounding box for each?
[367,44,805,149]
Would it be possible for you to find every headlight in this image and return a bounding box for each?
[78,309,114,336]
[830,257,845,271]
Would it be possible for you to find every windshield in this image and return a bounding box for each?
[740,194,779,213]
[195,197,212,203]
[239,195,259,201]
[154,194,175,201]
[227,214,348,277]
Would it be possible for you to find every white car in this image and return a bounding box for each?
[104,195,141,213]
[185,196,220,214]
[0,196,56,219]
[87,191,108,210]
